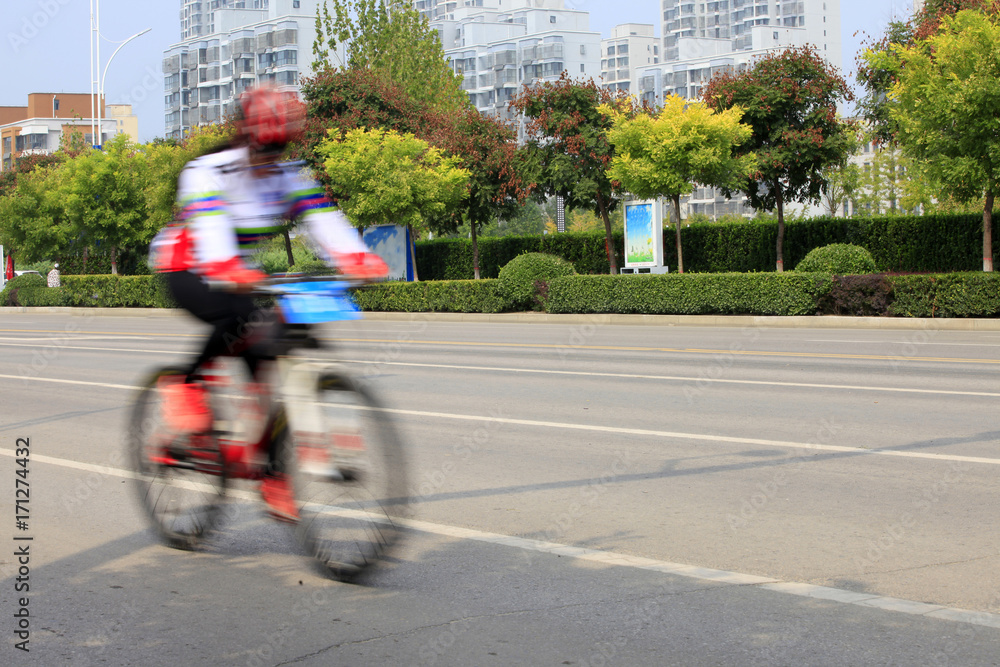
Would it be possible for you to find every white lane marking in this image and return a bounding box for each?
[378,406,1000,466]
[338,359,1000,399]
[807,339,1000,348]
[0,336,158,342]
[3,448,999,630]
[2,372,999,467]
[2,339,1000,399]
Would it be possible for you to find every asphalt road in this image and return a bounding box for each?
[0,311,999,666]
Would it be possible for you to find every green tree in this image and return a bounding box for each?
[316,127,470,278]
[703,46,855,271]
[312,0,467,114]
[440,108,532,279]
[604,95,756,273]
[0,164,72,263]
[512,74,635,274]
[58,134,156,274]
[878,10,1000,269]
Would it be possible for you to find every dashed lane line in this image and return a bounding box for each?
[2,448,998,631]
[2,373,1000,468]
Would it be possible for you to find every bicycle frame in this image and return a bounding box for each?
[204,277,364,481]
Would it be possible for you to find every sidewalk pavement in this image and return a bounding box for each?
[3,306,1000,331]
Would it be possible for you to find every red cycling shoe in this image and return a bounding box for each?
[261,474,298,523]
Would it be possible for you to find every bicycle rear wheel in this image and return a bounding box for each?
[282,372,408,581]
[129,366,228,550]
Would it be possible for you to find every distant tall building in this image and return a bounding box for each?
[661,0,839,66]
[181,1,272,40]
[601,24,659,94]
[630,0,842,219]
[164,0,338,139]
[421,0,601,119]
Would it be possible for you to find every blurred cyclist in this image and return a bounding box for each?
[149,85,387,520]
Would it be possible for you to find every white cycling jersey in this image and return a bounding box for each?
[150,146,367,275]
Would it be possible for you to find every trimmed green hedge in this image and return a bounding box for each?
[546,273,833,316]
[416,231,622,280]
[1,273,46,306]
[415,214,992,278]
[59,275,176,308]
[351,279,511,313]
[16,287,72,307]
[10,271,1000,319]
[889,273,1000,318]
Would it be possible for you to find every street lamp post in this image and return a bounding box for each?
[98,27,152,146]
[88,0,150,148]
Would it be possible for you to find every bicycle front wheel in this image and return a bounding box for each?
[282,372,409,581]
[128,366,228,550]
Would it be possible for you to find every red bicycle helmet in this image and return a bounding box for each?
[238,85,304,151]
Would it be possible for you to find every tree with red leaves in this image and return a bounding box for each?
[439,109,532,279]
[511,74,633,275]
[703,46,855,272]
[298,68,453,194]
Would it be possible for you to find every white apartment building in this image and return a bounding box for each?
[627,0,841,219]
[181,0,273,40]
[601,24,660,95]
[164,0,336,139]
[661,0,840,66]
[422,0,602,119]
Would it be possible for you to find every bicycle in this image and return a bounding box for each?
[128,276,409,581]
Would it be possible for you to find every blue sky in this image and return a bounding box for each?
[2,0,914,142]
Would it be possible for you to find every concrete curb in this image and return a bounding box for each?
[2,306,1000,330]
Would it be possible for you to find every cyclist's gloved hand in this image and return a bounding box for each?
[335,252,389,280]
[203,257,267,292]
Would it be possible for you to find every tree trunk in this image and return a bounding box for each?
[283,229,295,268]
[673,194,684,274]
[408,224,419,281]
[110,246,117,276]
[984,191,994,272]
[471,219,481,280]
[775,183,785,273]
[597,191,617,274]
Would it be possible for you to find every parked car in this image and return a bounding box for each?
[13,270,41,278]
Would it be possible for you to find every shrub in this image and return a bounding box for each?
[60,275,177,308]
[1,273,46,306]
[546,273,832,316]
[497,252,577,310]
[16,287,71,307]
[351,279,512,313]
[818,274,893,316]
[795,243,877,274]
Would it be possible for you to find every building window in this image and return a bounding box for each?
[293,0,300,6]
[580,64,585,72]
[580,44,586,55]
[549,15,556,23]
[773,31,778,39]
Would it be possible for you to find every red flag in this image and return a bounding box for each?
[5,253,13,281]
